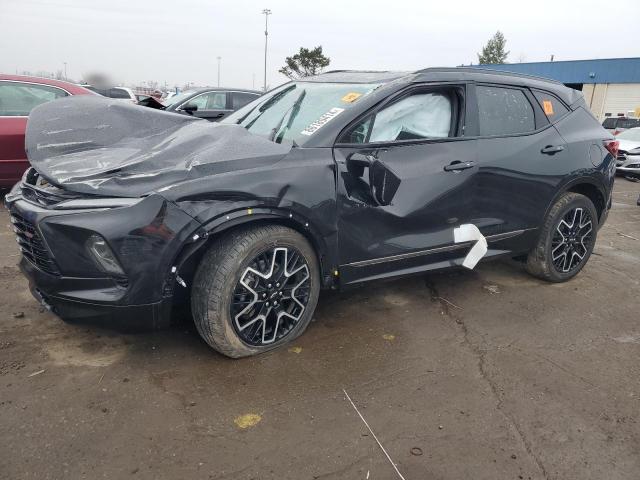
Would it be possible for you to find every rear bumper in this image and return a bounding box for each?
[21,257,172,331]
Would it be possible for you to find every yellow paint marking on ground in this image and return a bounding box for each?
[234,413,262,429]
[289,346,303,354]
[382,334,395,341]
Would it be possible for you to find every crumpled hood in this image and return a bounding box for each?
[25,95,291,197]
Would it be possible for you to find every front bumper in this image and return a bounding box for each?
[6,185,201,331]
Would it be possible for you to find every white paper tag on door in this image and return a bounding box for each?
[453,224,488,269]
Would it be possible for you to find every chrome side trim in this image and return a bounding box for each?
[342,228,536,268]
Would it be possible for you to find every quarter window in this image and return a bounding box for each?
[532,90,569,120]
[0,81,68,116]
[477,86,535,136]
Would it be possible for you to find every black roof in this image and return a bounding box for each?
[304,67,581,105]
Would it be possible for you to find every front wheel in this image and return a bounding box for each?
[191,225,320,358]
[526,192,598,282]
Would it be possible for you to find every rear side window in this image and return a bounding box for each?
[602,117,617,129]
[619,118,640,129]
[477,86,535,136]
[532,90,569,120]
[232,92,259,109]
[0,81,68,116]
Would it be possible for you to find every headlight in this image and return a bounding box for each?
[54,198,142,210]
[85,234,125,276]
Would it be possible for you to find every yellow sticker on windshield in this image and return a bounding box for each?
[543,100,554,116]
[341,92,362,103]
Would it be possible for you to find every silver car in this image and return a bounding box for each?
[615,127,640,177]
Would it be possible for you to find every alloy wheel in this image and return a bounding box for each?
[551,207,594,274]
[230,247,311,346]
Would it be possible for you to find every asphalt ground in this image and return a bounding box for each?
[1,179,638,480]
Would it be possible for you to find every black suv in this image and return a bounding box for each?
[6,68,617,357]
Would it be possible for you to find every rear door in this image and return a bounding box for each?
[471,83,568,239]
[334,83,479,284]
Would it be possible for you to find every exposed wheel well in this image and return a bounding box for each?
[169,218,329,311]
[567,183,605,221]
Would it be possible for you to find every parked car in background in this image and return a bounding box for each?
[614,127,640,178]
[164,88,261,121]
[0,75,94,189]
[602,116,640,135]
[84,85,137,104]
[5,68,617,358]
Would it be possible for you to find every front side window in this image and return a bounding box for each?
[477,86,535,136]
[187,92,226,110]
[341,90,456,144]
[369,92,453,142]
[223,82,380,146]
[0,81,68,116]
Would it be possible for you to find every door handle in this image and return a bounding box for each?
[210,113,225,118]
[541,145,565,155]
[444,160,475,172]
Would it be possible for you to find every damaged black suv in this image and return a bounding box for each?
[6,68,617,357]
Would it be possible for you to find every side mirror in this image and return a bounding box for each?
[181,102,198,114]
[369,160,400,206]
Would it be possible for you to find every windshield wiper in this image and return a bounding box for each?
[269,89,306,143]
[242,85,297,129]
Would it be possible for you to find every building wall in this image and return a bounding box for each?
[582,83,640,121]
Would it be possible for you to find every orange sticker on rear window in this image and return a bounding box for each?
[543,100,554,116]
[341,92,362,103]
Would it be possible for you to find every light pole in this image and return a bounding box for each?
[217,56,221,87]
[63,62,67,80]
[262,8,271,92]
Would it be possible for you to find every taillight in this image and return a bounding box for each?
[613,130,620,135]
[604,140,619,158]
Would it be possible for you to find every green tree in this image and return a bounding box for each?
[477,31,509,64]
[279,46,330,80]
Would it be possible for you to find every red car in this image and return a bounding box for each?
[0,75,94,188]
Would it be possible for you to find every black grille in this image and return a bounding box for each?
[10,213,60,275]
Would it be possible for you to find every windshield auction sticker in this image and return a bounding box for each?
[341,92,362,103]
[300,107,345,136]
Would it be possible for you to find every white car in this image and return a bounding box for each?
[615,127,640,177]
[84,85,137,104]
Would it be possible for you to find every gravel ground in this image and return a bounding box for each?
[0,180,638,480]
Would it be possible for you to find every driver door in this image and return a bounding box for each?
[334,84,479,285]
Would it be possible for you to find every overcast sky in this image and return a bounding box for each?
[2,0,639,90]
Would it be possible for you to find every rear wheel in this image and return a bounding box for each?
[191,225,320,358]
[526,192,598,282]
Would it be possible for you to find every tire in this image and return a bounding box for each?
[526,192,598,282]
[191,225,320,358]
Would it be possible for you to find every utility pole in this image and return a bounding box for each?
[217,56,222,87]
[262,8,271,92]
[63,62,67,80]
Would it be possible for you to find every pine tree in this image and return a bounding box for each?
[477,31,509,64]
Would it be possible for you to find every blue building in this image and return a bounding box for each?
[476,58,640,121]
